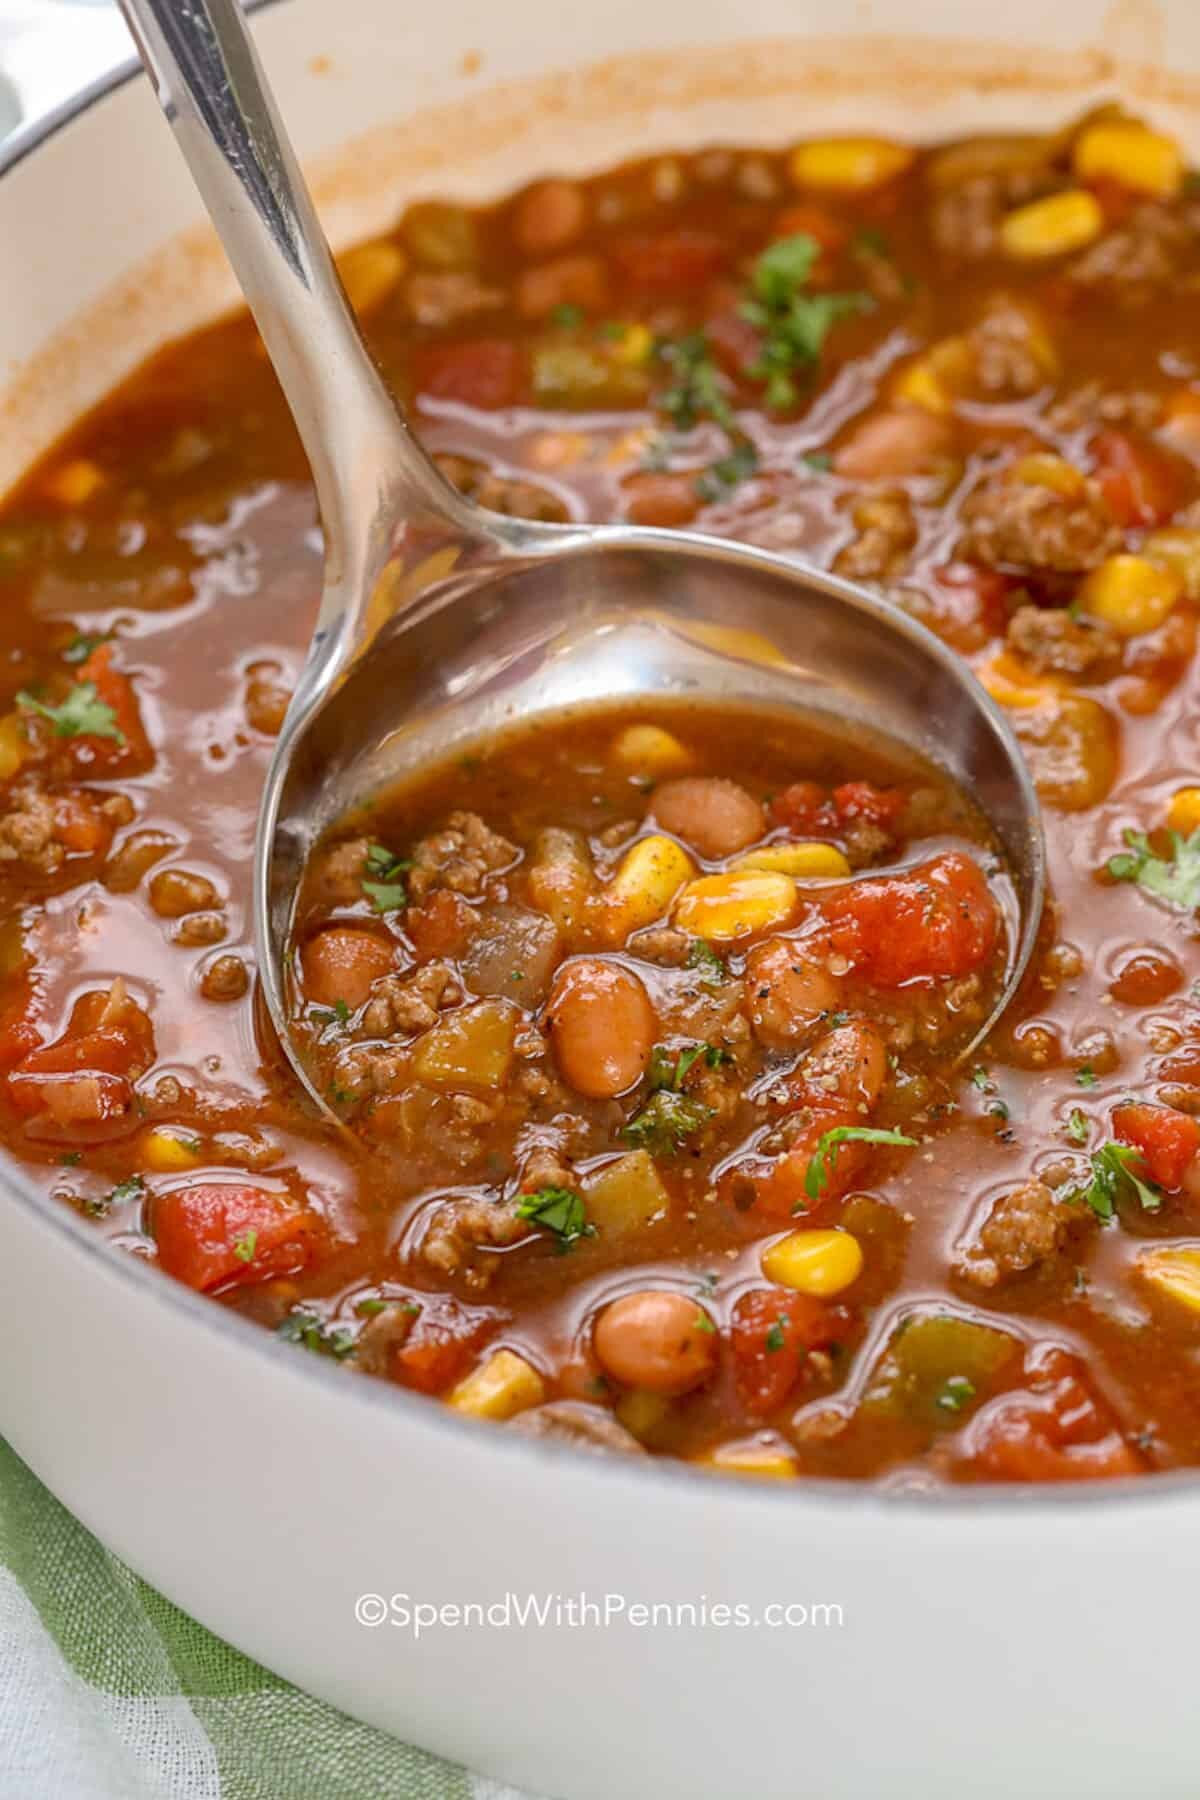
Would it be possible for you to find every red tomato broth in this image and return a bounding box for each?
[2,113,1200,1479]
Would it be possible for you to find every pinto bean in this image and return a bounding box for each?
[651,778,766,860]
[593,1291,717,1394]
[515,254,609,321]
[148,868,220,918]
[513,180,588,255]
[300,927,395,1010]
[745,937,841,1049]
[200,952,250,1002]
[622,472,702,528]
[834,408,955,481]
[545,958,656,1098]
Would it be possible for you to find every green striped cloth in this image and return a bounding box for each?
[0,1437,510,1800]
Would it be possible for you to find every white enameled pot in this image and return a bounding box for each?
[2,4,1199,1795]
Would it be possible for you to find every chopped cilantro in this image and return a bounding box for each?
[516,1185,595,1252]
[647,1040,728,1094]
[800,450,833,472]
[740,234,872,412]
[1068,1141,1163,1222]
[61,631,110,665]
[692,1311,717,1335]
[58,1151,82,1167]
[327,1084,359,1108]
[805,1125,917,1201]
[17,681,122,742]
[695,1270,719,1298]
[936,1375,976,1414]
[232,1228,258,1264]
[1107,826,1200,911]
[695,440,759,502]
[764,1317,789,1353]
[853,225,892,259]
[355,1297,389,1317]
[1066,1108,1089,1146]
[107,1174,144,1208]
[656,332,733,432]
[550,302,584,330]
[970,1066,993,1093]
[313,998,352,1030]
[1076,1065,1099,1090]
[687,938,727,988]
[276,1309,356,1359]
[362,841,411,913]
[988,1099,1011,1125]
[621,1089,714,1156]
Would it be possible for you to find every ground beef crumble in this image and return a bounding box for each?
[959,475,1121,574]
[957,1178,1085,1288]
[408,810,517,902]
[1007,603,1119,675]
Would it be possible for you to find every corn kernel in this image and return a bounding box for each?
[448,1348,545,1421]
[42,458,104,507]
[1010,453,1085,498]
[673,869,797,942]
[609,322,654,367]
[336,239,406,315]
[999,190,1103,259]
[615,1387,671,1442]
[140,1126,203,1173]
[609,723,693,778]
[733,841,851,878]
[975,650,1060,710]
[1144,528,1200,601]
[1079,553,1182,638]
[1073,121,1183,199]
[761,1228,864,1297]
[1137,1245,1200,1313]
[1168,788,1200,835]
[695,1441,798,1480]
[789,137,913,192]
[598,834,695,944]
[892,335,972,415]
[0,713,28,782]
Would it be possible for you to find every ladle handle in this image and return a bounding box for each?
[117,0,483,622]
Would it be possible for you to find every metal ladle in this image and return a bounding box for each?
[119,0,1046,1114]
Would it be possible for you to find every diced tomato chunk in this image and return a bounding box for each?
[770,204,849,259]
[405,888,475,961]
[70,644,152,774]
[954,1345,1143,1483]
[23,1071,132,1128]
[392,1297,500,1395]
[831,781,906,831]
[412,340,526,410]
[731,1286,849,1414]
[1090,428,1186,529]
[610,229,725,292]
[767,778,904,841]
[0,982,43,1073]
[54,791,113,856]
[1112,1101,1200,1193]
[9,1026,135,1094]
[300,927,394,1010]
[823,851,1000,986]
[154,1182,322,1291]
[732,1107,864,1220]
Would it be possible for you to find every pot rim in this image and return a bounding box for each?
[0,9,1191,1522]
